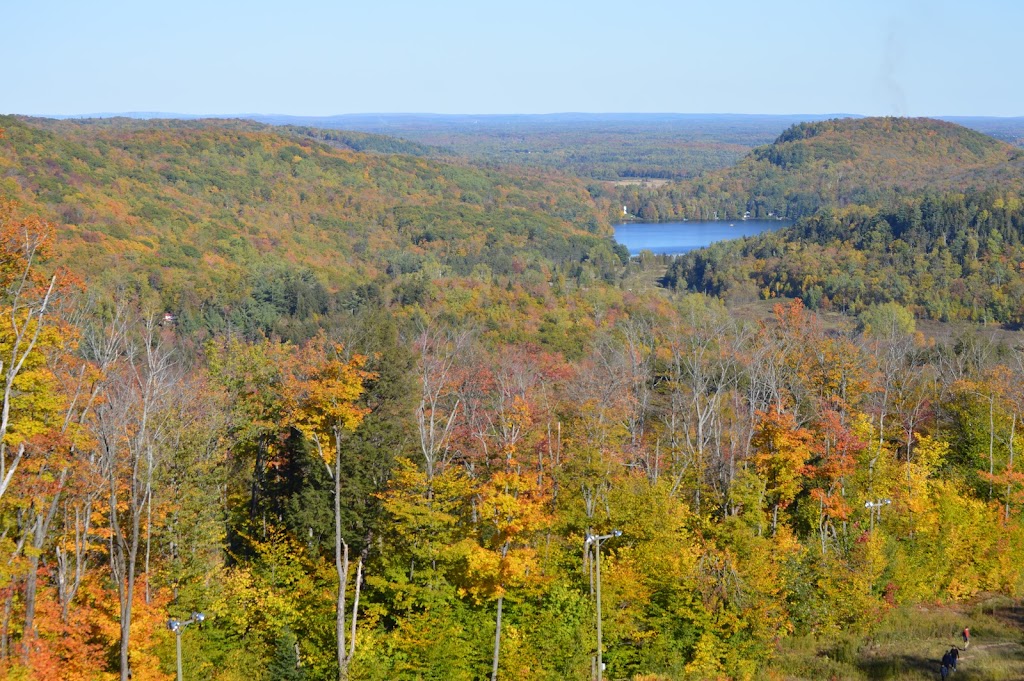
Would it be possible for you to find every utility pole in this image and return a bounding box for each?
[167,612,205,681]
[584,530,621,681]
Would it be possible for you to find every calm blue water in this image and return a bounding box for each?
[613,220,784,256]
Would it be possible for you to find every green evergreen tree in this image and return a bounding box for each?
[268,629,305,681]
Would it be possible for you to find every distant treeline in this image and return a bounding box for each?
[603,117,1024,223]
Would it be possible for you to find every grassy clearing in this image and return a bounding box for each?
[608,179,674,188]
[761,598,1024,680]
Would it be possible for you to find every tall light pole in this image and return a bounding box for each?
[167,612,205,681]
[865,498,891,533]
[584,530,621,681]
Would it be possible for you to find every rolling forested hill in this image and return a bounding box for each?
[0,115,620,337]
[657,118,1024,324]
[64,112,844,181]
[51,113,1024,187]
[611,117,1024,222]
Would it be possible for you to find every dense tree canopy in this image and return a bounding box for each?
[0,116,1023,681]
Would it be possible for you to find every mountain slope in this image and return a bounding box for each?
[0,116,614,332]
[661,119,1024,324]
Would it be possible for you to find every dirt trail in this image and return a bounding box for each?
[967,642,1019,650]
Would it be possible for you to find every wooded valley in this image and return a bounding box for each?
[2,114,1024,680]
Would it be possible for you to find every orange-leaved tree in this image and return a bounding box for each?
[750,406,813,536]
[809,409,866,554]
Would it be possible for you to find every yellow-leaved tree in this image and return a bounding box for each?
[286,336,372,681]
[0,199,71,505]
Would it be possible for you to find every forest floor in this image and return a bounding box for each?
[765,597,1024,680]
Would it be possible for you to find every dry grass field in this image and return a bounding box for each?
[762,598,1024,681]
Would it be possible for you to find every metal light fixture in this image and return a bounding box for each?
[167,612,205,681]
[864,498,892,533]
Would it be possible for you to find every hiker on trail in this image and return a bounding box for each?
[940,662,949,680]
[962,627,970,648]
[948,646,959,671]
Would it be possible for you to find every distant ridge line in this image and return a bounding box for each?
[46,111,868,121]
[38,112,1024,121]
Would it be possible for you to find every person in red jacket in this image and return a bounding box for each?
[962,627,970,649]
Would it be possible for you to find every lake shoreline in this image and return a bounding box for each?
[615,217,790,224]
[614,219,788,256]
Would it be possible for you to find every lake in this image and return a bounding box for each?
[613,220,784,256]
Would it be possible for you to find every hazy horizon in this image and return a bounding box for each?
[26,111,1024,121]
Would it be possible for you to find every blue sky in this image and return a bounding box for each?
[3,0,1021,117]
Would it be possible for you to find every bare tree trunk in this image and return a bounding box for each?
[0,588,12,661]
[21,525,41,661]
[491,593,504,681]
[414,325,467,487]
[491,542,510,681]
[96,314,173,681]
[110,459,144,681]
[989,393,996,500]
[22,505,55,663]
[349,556,362,660]
[56,498,93,622]
[145,444,154,604]
[335,440,349,681]
[1008,414,1016,521]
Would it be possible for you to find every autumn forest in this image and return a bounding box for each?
[2,113,1024,681]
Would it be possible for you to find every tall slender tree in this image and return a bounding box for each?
[287,336,371,681]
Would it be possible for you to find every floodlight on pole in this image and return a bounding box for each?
[167,612,205,681]
[864,498,892,533]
